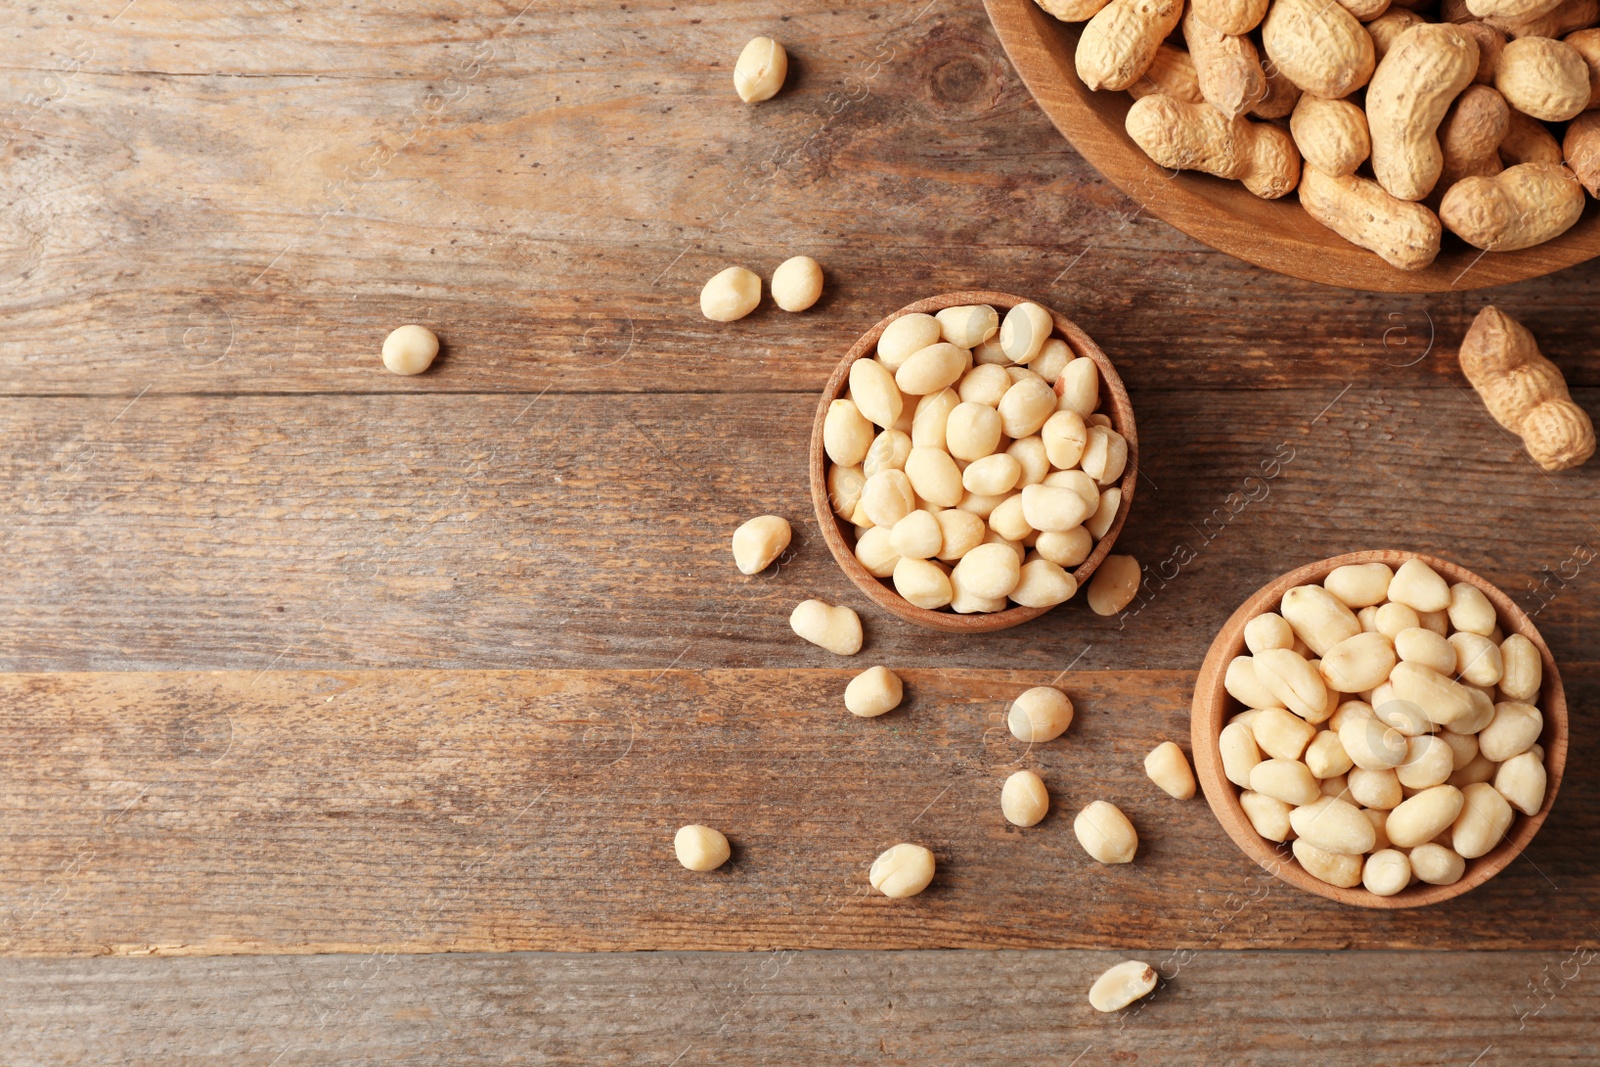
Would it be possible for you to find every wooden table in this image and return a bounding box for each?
[1,1,1596,1062]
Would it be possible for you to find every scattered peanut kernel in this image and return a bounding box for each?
[1001,770,1050,826]
[733,36,787,103]
[674,824,731,872]
[731,515,791,575]
[868,843,936,898]
[700,266,762,321]
[1144,741,1196,800]
[844,665,903,717]
[381,324,439,375]
[771,255,823,312]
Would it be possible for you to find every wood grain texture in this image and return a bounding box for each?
[0,389,1593,675]
[0,667,1594,956]
[983,0,1600,292]
[0,2,1598,402]
[2,949,1598,1065]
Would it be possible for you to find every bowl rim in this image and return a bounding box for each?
[807,290,1138,633]
[981,0,1600,293]
[1190,549,1569,908]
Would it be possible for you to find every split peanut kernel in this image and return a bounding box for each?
[1088,960,1158,1012]
[1001,769,1051,826]
[731,515,791,575]
[845,665,904,717]
[1144,741,1196,800]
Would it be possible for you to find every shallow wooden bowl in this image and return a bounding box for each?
[983,0,1600,292]
[809,290,1137,634]
[1191,550,1568,908]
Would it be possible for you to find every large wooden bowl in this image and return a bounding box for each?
[809,290,1137,633]
[1191,550,1568,908]
[984,0,1600,292]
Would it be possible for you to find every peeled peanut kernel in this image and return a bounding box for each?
[1007,436,1050,486]
[1011,559,1078,607]
[1145,741,1196,800]
[1416,608,1449,636]
[1020,484,1091,533]
[945,402,1004,461]
[1409,842,1465,886]
[983,530,1026,566]
[1440,728,1479,771]
[1055,357,1099,417]
[1252,648,1329,721]
[936,304,999,348]
[1293,838,1364,889]
[1088,960,1158,1013]
[869,842,936,898]
[1225,655,1285,711]
[1458,687,1496,734]
[1008,685,1074,743]
[824,400,873,466]
[1085,488,1121,540]
[888,510,942,561]
[1032,337,1071,383]
[1495,751,1547,815]
[1395,627,1457,675]
[1363,807,1390,851]
[1281,585,1363,657]
[844,666,903,718]
[1320,632,1397,693]
[863,429,912,479]
[963,453,1022,496]
[1374,602,1421,639]
[733,36,787,102]
[897,343,969,396]
[1005,365,1048,389]
[1250,758,1321,806]
[1388,559,1451,612]
[910,389,959,450]
[1363,848,1411,896]
[1087,555,1141,616]
[674,824,731,871]
[1241,790,1293,840]
[1449,751,1497,788]
[893,557,953,609]
[1000,302,1053,364]
[1042,468,1099,507]
[986,494,1034,540]
[1449,631,1504,686]
[1478,702,1542,762]
[932,509,985,561]
[1041,410,1089,469]
[790,599,863,656]
[1390,661,1475,727]
[879,314,943,371]
[901,448,961,509]
[947,543,1019,601]
[997,377,1058,439]
[860,469,917,528]
[854,526,899,578]
[1357,606,1380,633]
[1397,734,1454,789]
[1329,700,1375,732]
[1036,526,1093,568]
[848,358,904,430]
[1252,707,1317,761]
[381,324,440,375]
[1340,717,1408,770]
[1451,781,1514,859]
[1305,730,1354,778]
[1373,695,1431,737]
[951,585,1007,613]
[1290,796,1376,854]
[1074,800,1138,864]
[701,266,762,321]
[958,364,1013,407]
[771,255,823,312]
[1002,770,1051,826]
[1498,634,1542,701]
[1386,785,1465,848]
[1220,721,1264,788]
[1447,582,1498,636]
[1245,612,1296,654]
[1323,563,1394,608]
[1348,766,1402,810]
[731,515,791,575]
[828,464,866,520]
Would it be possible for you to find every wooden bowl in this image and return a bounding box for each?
[983,0,1600,292]
[809,291,1137,633]
[1191,550,1568,908]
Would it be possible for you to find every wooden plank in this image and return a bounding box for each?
[0,390,1592,675]
[1,948,1597,1065]
[1,5,1597,397]
[0,667,1592,956]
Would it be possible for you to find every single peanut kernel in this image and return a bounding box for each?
[731,515,791,575]
[1001,769,1050,826]
[733,36,787,103]
[1074,800,1138,864]
[868,842,936,898]
[1144,741,1196,800]
[674,824,731,871]
[789,598,863,656]
[771,255,823,312]
[1007,685,1074,743]
[1087,555,1140,616]
[1088,960,1158,1012]
[844,665,904,718]
[700,266,762,321]
[381,324,440,375]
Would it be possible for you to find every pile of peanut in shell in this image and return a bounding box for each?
[1221,556,1550,896]
[823,301,1133,615]
[1036,0,1600,270]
